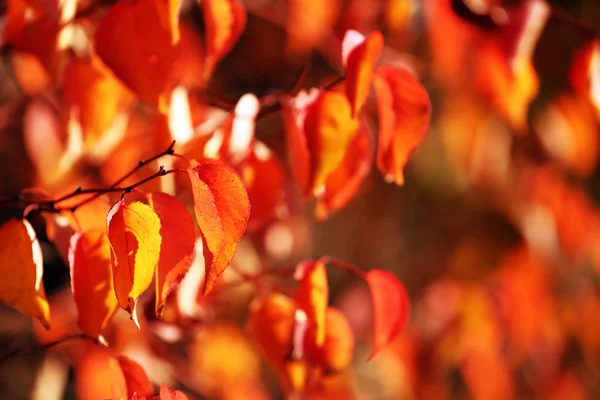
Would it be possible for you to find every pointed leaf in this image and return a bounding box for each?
[201,0,247,80]
[0,219,50,328]
[68,230,118,338]
[294,260,329,347]
[118,356,154,399]
[342,30,384,116]
[373,66,431,185]
[94,0,180,106]
[107,200,162,315]
[282,92,314,194]
[146,192,195,317]
[365,269,410,359]
[187,159,250,295]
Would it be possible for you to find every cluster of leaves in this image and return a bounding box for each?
[0,0,430,398]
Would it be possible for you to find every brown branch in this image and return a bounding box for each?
[0,333,99,364]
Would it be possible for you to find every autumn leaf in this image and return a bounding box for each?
[187,159,250,295]
[342,30,384,116]
[570,40,600,119]
[373,66,431,185]
[286,0,340,57]
[68,230,118,338]
[0,219,50,329]
[75,346,128,400]
[201,0,247,80]
[107,199,162,318]
[284,89,360,195]
[303,307,355,373]
[94,0,181,106]
[366,269,410,359]
[62,57,134,152]
[118,356,154,399]
[146,192,195,317]
[294,259,329,347]
[315,124,372,221]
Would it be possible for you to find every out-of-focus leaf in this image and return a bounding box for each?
[366,269,410,359]
[201,0,247,80]
[295,260,329,347]
[62,57,134,152]
[286,0,340,57]
[94,0,181,107]
[570,40,600,119]
[68,230,118,338]
[159,384,190,399]
[75,346,128,400]
[373,66,431,185]
[248,293,308,393]
[107,199,162,317]
[304,307,355,373]
[0,219,50,328]
[187,160,250,295]
[342,30,384,116]
[146,192,195,317]
[117,356,154,399]
[315,124,372,221]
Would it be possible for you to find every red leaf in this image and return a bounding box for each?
[75,346,128,400]
[107,199,162,317]
[365,269,410,359]
[146,192,196,317]
[201,0,247,80]
[94,0,181,107]
[187,159,250,295]
[342,30,384,116]
[118,356,154,399]
[373,66,431,185]
[68,230,118,338]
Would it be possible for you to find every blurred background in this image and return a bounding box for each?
[2,0,600,399]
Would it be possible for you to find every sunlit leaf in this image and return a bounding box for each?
[159,384,190,400]
[201,0,247,80]
[187,159,250,295]
[286,0,340,57]
[118,356,154,399]
[68,230,118,338]
[294,260,329,347]
[107,199,162,316]
[342,30,384,116]
[146,192,195,317]
[94,0,181,106]
[366,269,410,359]
[570,40,600,119]
[75,346,127,400]
[373,66,431,185]
[316,125,372,220]
[0,219,50,328]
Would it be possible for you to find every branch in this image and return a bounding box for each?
[0,333,99,364]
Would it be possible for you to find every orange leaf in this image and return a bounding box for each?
[0,219,50,328]
[75,346,128,400]
[284,89,360,195]
[570,40,600,119]
[118,356,154,399]
[366,269,410,359]
[68,230,118,338]
[239,142,286,231]
[342,30,384,116]
[187,159,250,295]
[201,0,247,80]
[159,384,190,400]
[294,260,329,347]
[286,0,340,57]
[373,66,431,185]
[316,124,372,220]
[107,199,162,317]
[248,293,308,393]
[304,307,355,373]
[62,57,134,150]
[146,192,195,317]
[94,0,181,106]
